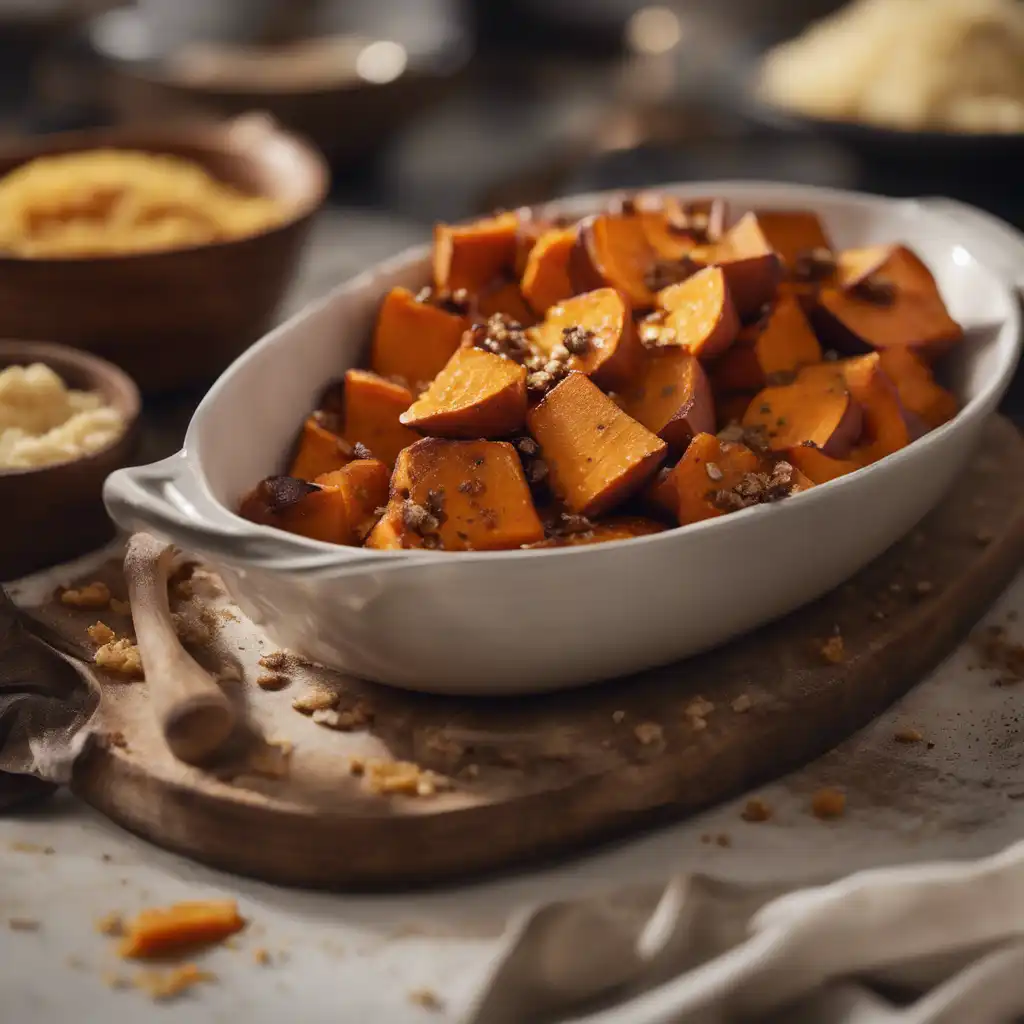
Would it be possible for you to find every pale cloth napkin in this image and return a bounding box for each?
[466,842,1024,1024]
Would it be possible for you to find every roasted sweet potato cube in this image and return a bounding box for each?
[529,287,643,390]
[238,476,351,545]
[814,245,963,358]
[753,209,833,275]
[521,226,577,316]
[433,212,519,294]
[839,353,913,464]
[527,516,666,548]
[526,371,667,517]
[400,346,527,438]
[315,460,390,543]
[371,286,469,391]
[620,348,715,453]
[710,295,822,392]
[569,213,662,309]
[639,196,728,262]
[692,212,782,320]
[650,266,740,360]
[786,444,862,484]
[341,369,419,468]
[288,415,353,480]
[742,362,862,457]
[365,438,543,551]
[877,348,957,430]
[475,277,537,326]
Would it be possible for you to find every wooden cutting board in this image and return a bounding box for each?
[54,416,1024,888]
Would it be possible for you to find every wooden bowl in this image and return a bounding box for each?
[0,340,141,581]
[0,116,329,393]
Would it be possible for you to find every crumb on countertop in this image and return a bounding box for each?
[8,917,40,931]
[292,688,339,714]
[819,635,845,664]
[87,621,115,645]
[258,650,289,671]
[134,964,215,1001]
[59,581,111,608]
[811,787,846,819]
[634,721,664,746]
[312,703,374,732]
[894,727,923,744]
[95,913,124,937]
[741,797,773,823]
[408,988,444,1012]
[256,673,288,691]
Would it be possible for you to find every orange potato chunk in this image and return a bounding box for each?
[521,226,577,315]
[693,212,781,320]
[341,369,419,468]
[743,362,862,457]
[529,287,643,390]
[119,900,245,960]
[877,348,958,430]
[710,295,822,392]
[787,444,862,484]
[815,245,963,358]
[638,196,728,262]
[370,286,469,391]
[314,460,390,543]
[620,347,715,453]
[366,438,543,551]
[475,278,537,326]
[569,213,662,309]
[400,346,527,438]
[433,212,519,294]
[288,415,353,481]
[650,266,740,360]
[839,353,913,464]
[527,370,667,517]
[527,516,666,548]
[754,209,833,275]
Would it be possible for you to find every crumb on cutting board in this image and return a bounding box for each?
[819,635,845,664]
[94,638,143,679]
[59,581,111,608]
[741,797,773,823]
[292,688,339,714]
[87,620,115,645]
[347,757,452,798]
[811,787,846,819]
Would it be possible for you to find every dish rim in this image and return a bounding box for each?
[163,182,1024,567]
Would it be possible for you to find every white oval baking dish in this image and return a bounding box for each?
[105,183,1024,694]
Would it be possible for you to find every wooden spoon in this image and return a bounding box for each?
[123,533,236,765]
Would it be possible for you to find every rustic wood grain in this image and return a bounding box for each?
[65,416,1024,888]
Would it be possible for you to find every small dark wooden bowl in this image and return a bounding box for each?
[0,341,141,582]
[0,116,329,393]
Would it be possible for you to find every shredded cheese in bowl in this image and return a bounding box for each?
[758,0,1024,133]
[0,362,125,470]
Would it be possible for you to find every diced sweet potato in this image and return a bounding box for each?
[877,348,958,430]
[753,210,833,275]
[742,362,862,457]
[639,196,728,262]
[476,277,537,326]
[314,459,390,543]
[526,371,667,517]
[529,287,643,390]
[692,212,782,320]
[620,348,715,453]
[238,476,350,544]
[710,295,822,392]
[651,266,740,360]
[814,245,963,358]
[521,226,577,315]
[288,415,353,480]
[119,900,245,959]
[341,369,419,468]
[839,353,913,464]
[400,346,527,438]
[365,438,543,551]
[569,213,662,309]
[786,444,862,484]
[643,466,679,518]
[370,286,469,391]
[528,516,666,548]
[433,211,519,294]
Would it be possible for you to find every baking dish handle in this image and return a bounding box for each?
[913,197,1024,290]
[103,454,396,575]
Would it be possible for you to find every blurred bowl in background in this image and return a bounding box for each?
[0,115,328,394]
[86,5,470,166]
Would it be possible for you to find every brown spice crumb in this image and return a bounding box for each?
[253,948,271,966]
[60,581,111,608]
[811,787,846,819]
[685,696,715,720]
[109,598,131,616]
[913,580,934,598]
[715,833,732,848]
[741,798,773,823]
[101,971,132,990]
[87,621,115,645]
[894,728,923,744]
[10,841,54,854]
[256,673,288,691]
[106,731,128,750]
[95,913,124,937]
[731,694,753,713]
[292,688,339,714]
[258,650,289,671]
[134,964,214,1001]
[408,988,444,1012]
[612,709,626,724]
[8,917,40,931]
[634,721,664,746]
[819,635,845,664]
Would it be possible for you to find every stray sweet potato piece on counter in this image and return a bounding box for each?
[521,226,577,315]
[119,901,245,959]
[743,363,862,457]
[288,415,353,480]
[569,213,663,309]
[527,371,667,517]
[814,245,963,358]
[710,295,822,392]
[341,369,419,468]
[315,460,390,543]
[620,348,715,453]
[475,277,537,326]
[877,348,958,430]
[529,288,643,390]
[528,516,666,548]
[371,286,469,391]
[648,266,740,360]
[434,212,519,294]
[400,346,527,438]
[787,444,862,484]
[839,353,913,464]
[366,438,544,551]
[692,212,781,320]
